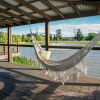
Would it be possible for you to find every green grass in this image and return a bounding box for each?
[0,46,3,50]
[13,56,38,67]
[19,41,100,45]
[19,41,44,45]
[50,41,100,45]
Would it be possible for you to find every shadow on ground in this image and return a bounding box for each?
[0,65,100,100]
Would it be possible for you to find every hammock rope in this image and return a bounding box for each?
[29,24,100,84]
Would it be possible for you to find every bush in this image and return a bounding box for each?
[85,33,96,40]
[13,56,38,67]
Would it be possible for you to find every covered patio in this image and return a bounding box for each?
[0,0,100,99]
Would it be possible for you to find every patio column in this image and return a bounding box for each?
[45,21,50,51]
[8,27,12,62]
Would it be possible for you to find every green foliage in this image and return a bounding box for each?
[22,35,27,42]
[0,31,44,43]
[13,56,38,67]
[0,32,7,42]
[74,29,84,41]
[56,29,62,40]
[66,37,74,41]
[36,34,44,41]
[85,33,96,40]
[12,35,22,42]
[50,34,53,41]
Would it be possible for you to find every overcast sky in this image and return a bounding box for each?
[0,15,100,37]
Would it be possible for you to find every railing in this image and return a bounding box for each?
[0,42,100,62]
[0,42,20,55]
[0,43,100,50]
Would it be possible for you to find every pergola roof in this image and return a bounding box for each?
[0,0,100,28]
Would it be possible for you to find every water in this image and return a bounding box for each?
[19,43,100,79]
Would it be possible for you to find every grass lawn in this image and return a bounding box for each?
[50,41,100,45]
[19,41,100,45]
[19,41,44,44]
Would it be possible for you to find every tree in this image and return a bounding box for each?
[53,35,56,40]
[56,29,62,40]
[0,32,7,42]
[12,35,22,42]
[22,35,27,42]
[50,34,53,41]
[36,34,44,41]
[85,33,96,40]
[74,29,84,41]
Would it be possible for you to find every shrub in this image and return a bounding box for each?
[13,56,38,67]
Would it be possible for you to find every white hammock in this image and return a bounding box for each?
[32,33,100,84]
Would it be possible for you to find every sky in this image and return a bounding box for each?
[0,15,100,37]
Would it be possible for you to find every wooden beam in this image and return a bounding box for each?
[8,27,12,62]
[97,9,100,15]
[1,43,100,50]
[4,42,7,55]
[54,0,100,8]
[75,1,100,9]
[0,8,28,23]
[0,14,20,25]
[69,3,81,17]
[45,21,50,51]
[15,0,51,20]
[41,0,65,19]
[0,10,97,28]
[0,22,6,26]
[0,0,38,22]
[54,0,82,1]
[0,19,13,26]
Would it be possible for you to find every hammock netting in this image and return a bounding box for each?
[32,33,100,85]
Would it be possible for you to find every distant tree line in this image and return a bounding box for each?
[0,30,97,43]
[74,29,97,41]
[50,29,98,41]
[0,32,45,42]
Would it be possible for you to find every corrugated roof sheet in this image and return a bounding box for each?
[4,0,19,6]
[22,16,32,20]
[8,10,21,15]
[44,10,58,16]
[13,18,21,22]
[0,13,11,17]
[18,6,33,13]
[31,1,49,10]
[76,4,96,12]
[0,4,7,9]
[0,0,99,27]
[85,5,96,11]
[24,0,33,2]
[59,7,75,14]
[48,0,68,7]
[32,13,43,19]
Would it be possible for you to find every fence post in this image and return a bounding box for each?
[4,42,7,55]
[8,27,12,62]
[45,21,50,51]
[17,41,20,53]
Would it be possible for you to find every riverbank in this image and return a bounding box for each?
[19,41,100,45]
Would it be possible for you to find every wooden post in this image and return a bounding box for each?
[8,27,12,62]
[4,42,7,55]
[17,41,20,53]
[45,21,50,51]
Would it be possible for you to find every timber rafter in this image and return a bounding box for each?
[0,0,38,22]
[41,0,65,19]
[0,14,20,25]
[15,0,51,20]
[0,8,28,23]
